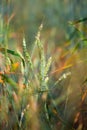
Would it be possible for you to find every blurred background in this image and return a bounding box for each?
[0,0,87,49]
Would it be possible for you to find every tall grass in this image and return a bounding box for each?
[1,2,87,130]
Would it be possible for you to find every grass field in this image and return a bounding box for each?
[0,1,87,130]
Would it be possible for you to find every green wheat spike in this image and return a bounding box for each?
[22,37,33,70]
[44,57,52,77]
[36,39,46,89]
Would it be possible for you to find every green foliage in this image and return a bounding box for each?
[0,21,53,130]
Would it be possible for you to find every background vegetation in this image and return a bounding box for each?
[0,0,87,130]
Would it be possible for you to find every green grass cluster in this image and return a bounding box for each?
[1,3,87,129]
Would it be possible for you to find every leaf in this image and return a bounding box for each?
[82,92,87,102]
[71,39,87,53]
[74,112,80,123]
[51,64,72,74]
[68,17,87,25]
[0,73,18,90]
[0,47,25,67]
